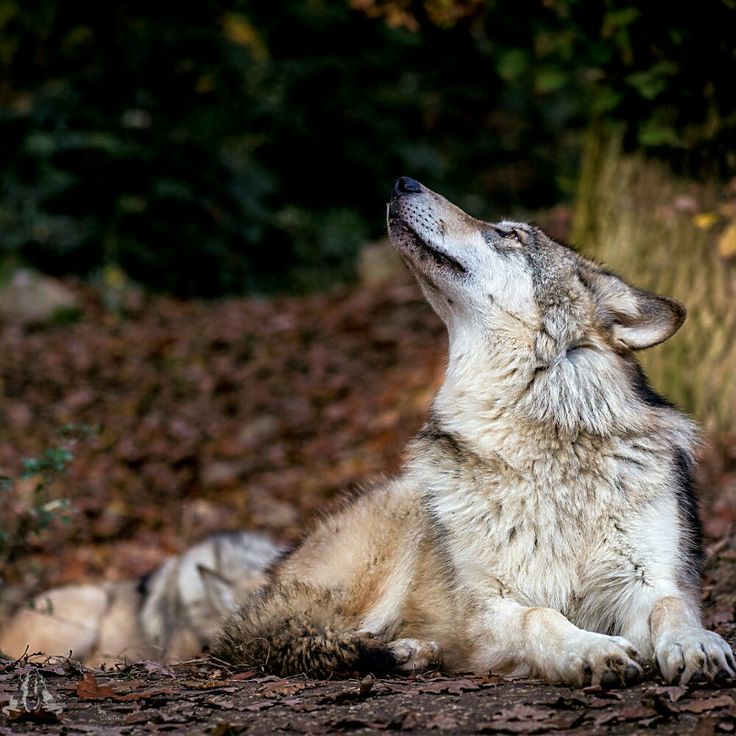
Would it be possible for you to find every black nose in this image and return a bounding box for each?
[393,176,422,197]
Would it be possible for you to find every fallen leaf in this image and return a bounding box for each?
[648,684,688,703]
[124,712,152,725]
[446,678,482,695]
[680,695,735,714]
[582,685,623,698]
[594,705,658,725]
[427,712,459,730]
[417,677,481,695]
[481,675,503,686]
[180,678,233,691]
[494,704,550,722]
[283,697,319,712]
[141,660,176,677]
[244,699,276,712]
[75,673,116,700]
[259,679,307,698]
[231,670,257,681]
[114,687,177,701]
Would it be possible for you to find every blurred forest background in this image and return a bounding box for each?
[1,0,735,593]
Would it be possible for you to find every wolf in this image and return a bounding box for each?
[0,531,281,666]
[216,177,735,687]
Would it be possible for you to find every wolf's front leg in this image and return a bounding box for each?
[474,599,642,686]
[646,596,735,684]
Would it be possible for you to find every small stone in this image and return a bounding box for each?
[0,268,79,324]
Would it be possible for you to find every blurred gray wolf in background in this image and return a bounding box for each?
[216,177,735,687]
[0,532,281,666]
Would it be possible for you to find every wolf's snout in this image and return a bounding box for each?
[393,176,422,197]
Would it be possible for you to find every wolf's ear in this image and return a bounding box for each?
[585,269,686,350]
[197,564,236,615]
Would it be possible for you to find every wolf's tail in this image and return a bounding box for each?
[214,581,397,677]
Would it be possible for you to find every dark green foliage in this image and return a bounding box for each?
[20,448,74,479]
[0,1,733,294]
[503,0,736,174]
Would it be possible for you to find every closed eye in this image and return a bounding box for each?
[493,226,523,243]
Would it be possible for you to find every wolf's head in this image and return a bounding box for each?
[387,177,687,438]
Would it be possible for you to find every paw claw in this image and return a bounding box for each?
[556,632,640,688]
[625,663,641,684]
[656,628,734,685]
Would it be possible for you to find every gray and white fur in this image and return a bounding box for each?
[216,177,734,687]
[0,531,282,665]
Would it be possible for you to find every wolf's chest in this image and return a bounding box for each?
[427,471,627,610]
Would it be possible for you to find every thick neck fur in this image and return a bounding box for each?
[422,316,697,475]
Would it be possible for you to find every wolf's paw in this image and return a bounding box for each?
[656,627,736,685]
[555,633,642,688]
[387,638,442,673]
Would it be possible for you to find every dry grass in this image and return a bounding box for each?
[572,130,736,433]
